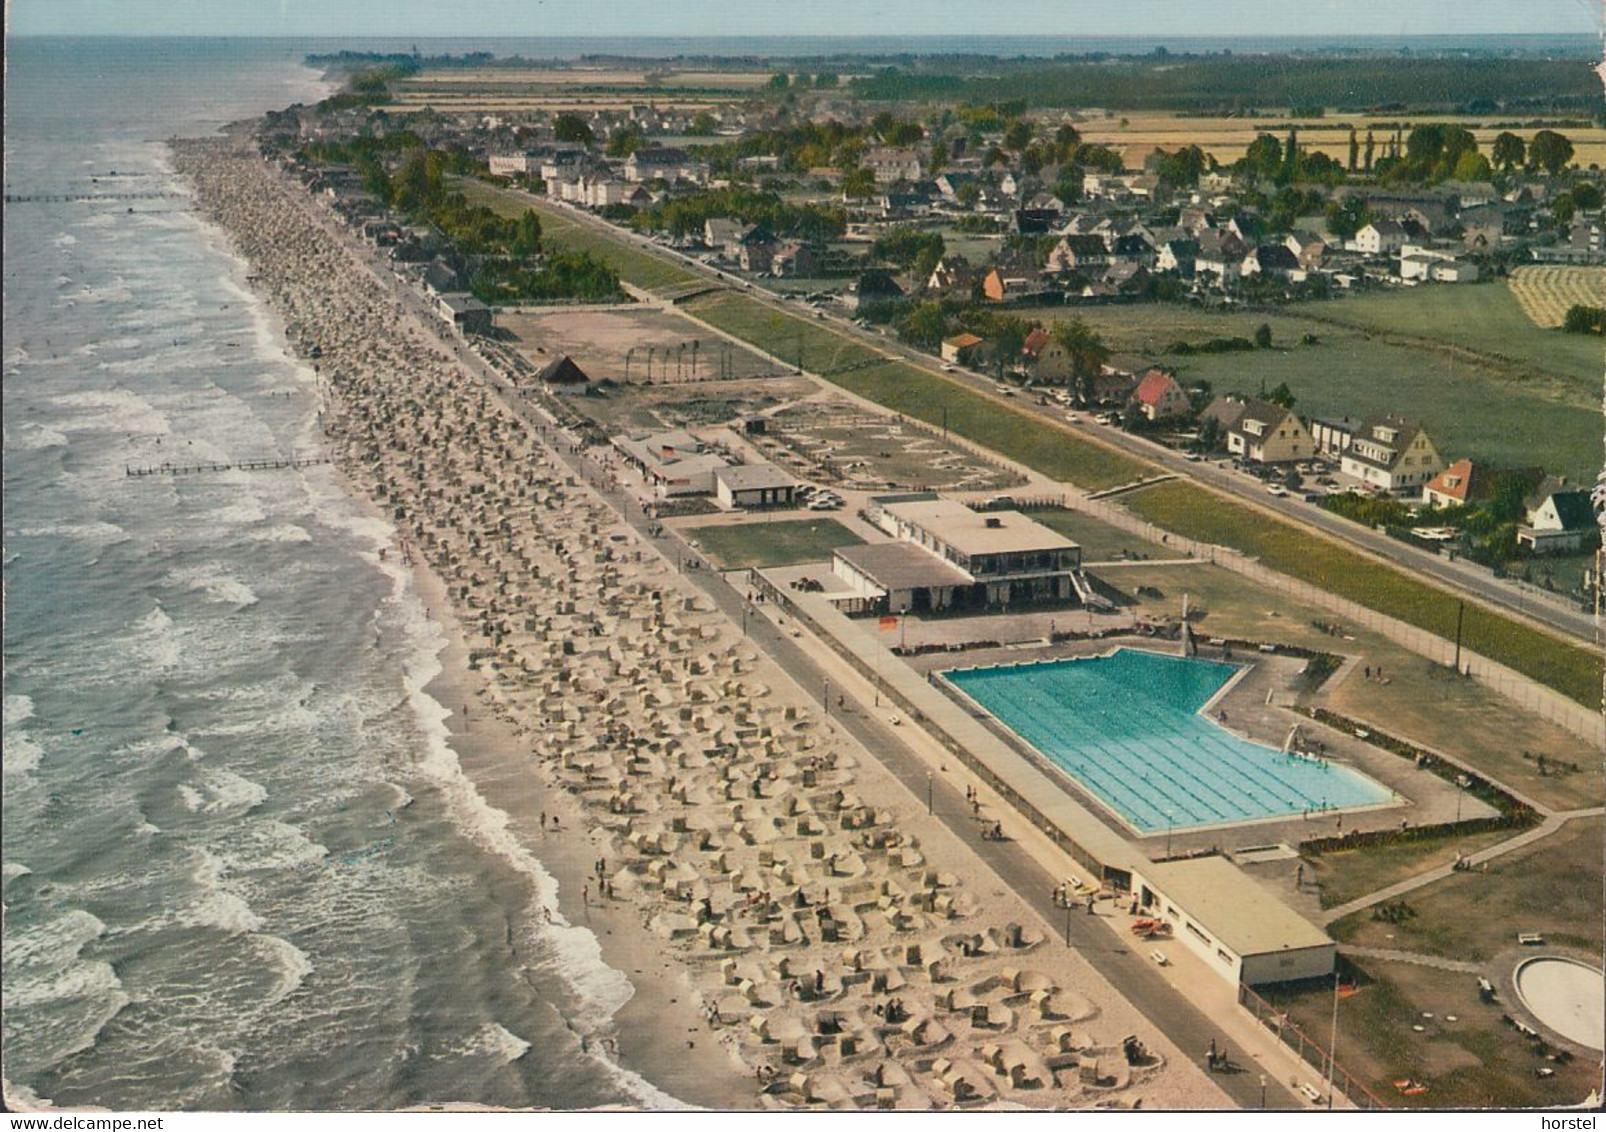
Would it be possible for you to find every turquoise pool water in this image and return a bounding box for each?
[944,648,1395,833]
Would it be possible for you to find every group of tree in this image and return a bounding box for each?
[628,185,846,242]
[1561,304,1606,335]
[870,228,945,281]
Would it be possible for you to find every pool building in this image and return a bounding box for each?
[943,648,1397,834]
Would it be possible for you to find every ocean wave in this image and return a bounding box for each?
[164,563,259,608]
[6,423,69,451]
[2,861,35,887]
[467,1022,532,1065]
[4,909,108,970]
[255,934,313,1005]
[126,605,180,671]
[183,849,264,935]
[190,766,268,816]
[54,233,78,248]
[3,733,44,776]
[11,521,130,545]
[199,502,268,526]
[50,389,170,437]
[249,523,312,544]
[4,694,36,727]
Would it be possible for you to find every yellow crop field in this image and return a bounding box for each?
[1507,265,1606,328]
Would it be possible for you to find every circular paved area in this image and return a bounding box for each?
[1513,956,1605,1051]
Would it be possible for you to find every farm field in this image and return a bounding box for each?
[686,517,863,569]
[1069,111,1606,170]
[1034,297,1600,484]
[1507,264,1606,328]
[1119,479,1604,707]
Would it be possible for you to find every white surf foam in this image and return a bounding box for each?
[50,389,170,437]
[7,423,68,451]
[469,1022,532,1065]
[3,733,44,776]
[4,694,37,727]
[165,563,259,608]
[256,933,313,1005]
[192,767,268,816]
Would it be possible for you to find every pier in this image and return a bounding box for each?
[125,456,330,478]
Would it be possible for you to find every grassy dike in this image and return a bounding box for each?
[460,177,1603,708]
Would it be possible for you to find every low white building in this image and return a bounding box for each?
[1133,856,1335,987]
[713,462,796,509]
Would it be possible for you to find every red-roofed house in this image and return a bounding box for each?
[1127,368,1190,421]
[1421,459,1494,509]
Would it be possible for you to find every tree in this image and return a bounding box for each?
[606,127,646,158]
[1571,181,1603,211]
[929,139,948,174]
[1279,128,1299,184]
[814,72,839,88]
[768,72,790,90]
[842,166,876,199]
[1347,128,1359,173]
[1004,119,1034,152]
[1528,130,1574,176]
[1254,322,1273,349]
[1491,131,1525,172]
[1052,318,1110,402]
[553,114,594,147]
[687,111,718,136]
[1561,304,1606,335]
[1242,133,1283,181]
[1325,195,1371,241]
[1552,196,1576,226]
[1363,130,1376,173]
[1267,381,1296,409]
[511,209,542,260]
[1452,150,1492,183]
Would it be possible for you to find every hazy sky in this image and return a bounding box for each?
[8,0,1603,38]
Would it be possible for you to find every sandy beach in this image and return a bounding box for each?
[169,134,1224,1111]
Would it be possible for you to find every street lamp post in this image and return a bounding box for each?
[1259,1074,1267,1110]
[1327,969,1340,1109]
[926,772,933,815]
[1064,899,1072,947]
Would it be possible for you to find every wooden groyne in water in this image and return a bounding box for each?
[5,191,188,204]
[125,457,330,478]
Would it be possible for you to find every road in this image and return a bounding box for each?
[505,185,1596,647]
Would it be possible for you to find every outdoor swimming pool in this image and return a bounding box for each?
[944,648,1396,833]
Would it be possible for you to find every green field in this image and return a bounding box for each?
[1121,479,1603,707]
[1028,292,1599,485]
[687,517,863,569]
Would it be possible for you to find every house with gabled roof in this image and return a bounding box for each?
[1127,368,1190,421]
[1355,219,1407,256]
[1213,398,1312,464]
[1517,477,1600,554]
[1339,416,1444,494]
[1421,458,1495,508]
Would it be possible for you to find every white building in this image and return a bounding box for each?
[713,462,796,509]
[1133,856,1335,987]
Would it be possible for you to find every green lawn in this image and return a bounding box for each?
[1027,506,1170,562]
[1030,297,1600,485]
[687,517,863,569]
[1304,828,1517,910]
[1122,480,1603,708]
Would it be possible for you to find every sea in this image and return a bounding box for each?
[2,37,681,1111]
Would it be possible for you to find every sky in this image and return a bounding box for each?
[6,0,1603,39]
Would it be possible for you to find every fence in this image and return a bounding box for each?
[1073,494,1604,744]
[1238,982,1392,1111]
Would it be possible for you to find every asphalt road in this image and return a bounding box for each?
[521,189,1596,647]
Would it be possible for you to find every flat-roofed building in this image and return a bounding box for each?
[872,497,1081,607]
[713,462,796,510]
[832,542,977,613]
[1133,856,1335,986]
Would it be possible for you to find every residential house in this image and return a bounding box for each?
[770,242,820,278]
[488,150,542,176]
[737,227,777,274]
[1020,328,1071,384]
[1155,238,1200,275]
[1421,459,1495,509]
[980,253,1039,303]
[1339,416,1444,494]
[1240,244,1300,279]
[1046,234,1112,275]
[1283,231,1328,269]
[844,271,907,312]
[941,333,989,367]
[1355,220,1408,256]
[1127,368,1190,421]
[862,147,923,184]
[1178,206,1216,235]
[1399,246,1480,283]
[704,217,744,256]
[623,147,708,184]
[1516,478,1599,554]
[935,171,979,203]
[1214,398,1313,464]
[1194,231,1246,287]
[925,255,974,297]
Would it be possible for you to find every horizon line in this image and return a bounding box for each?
[8,30,1598,40]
